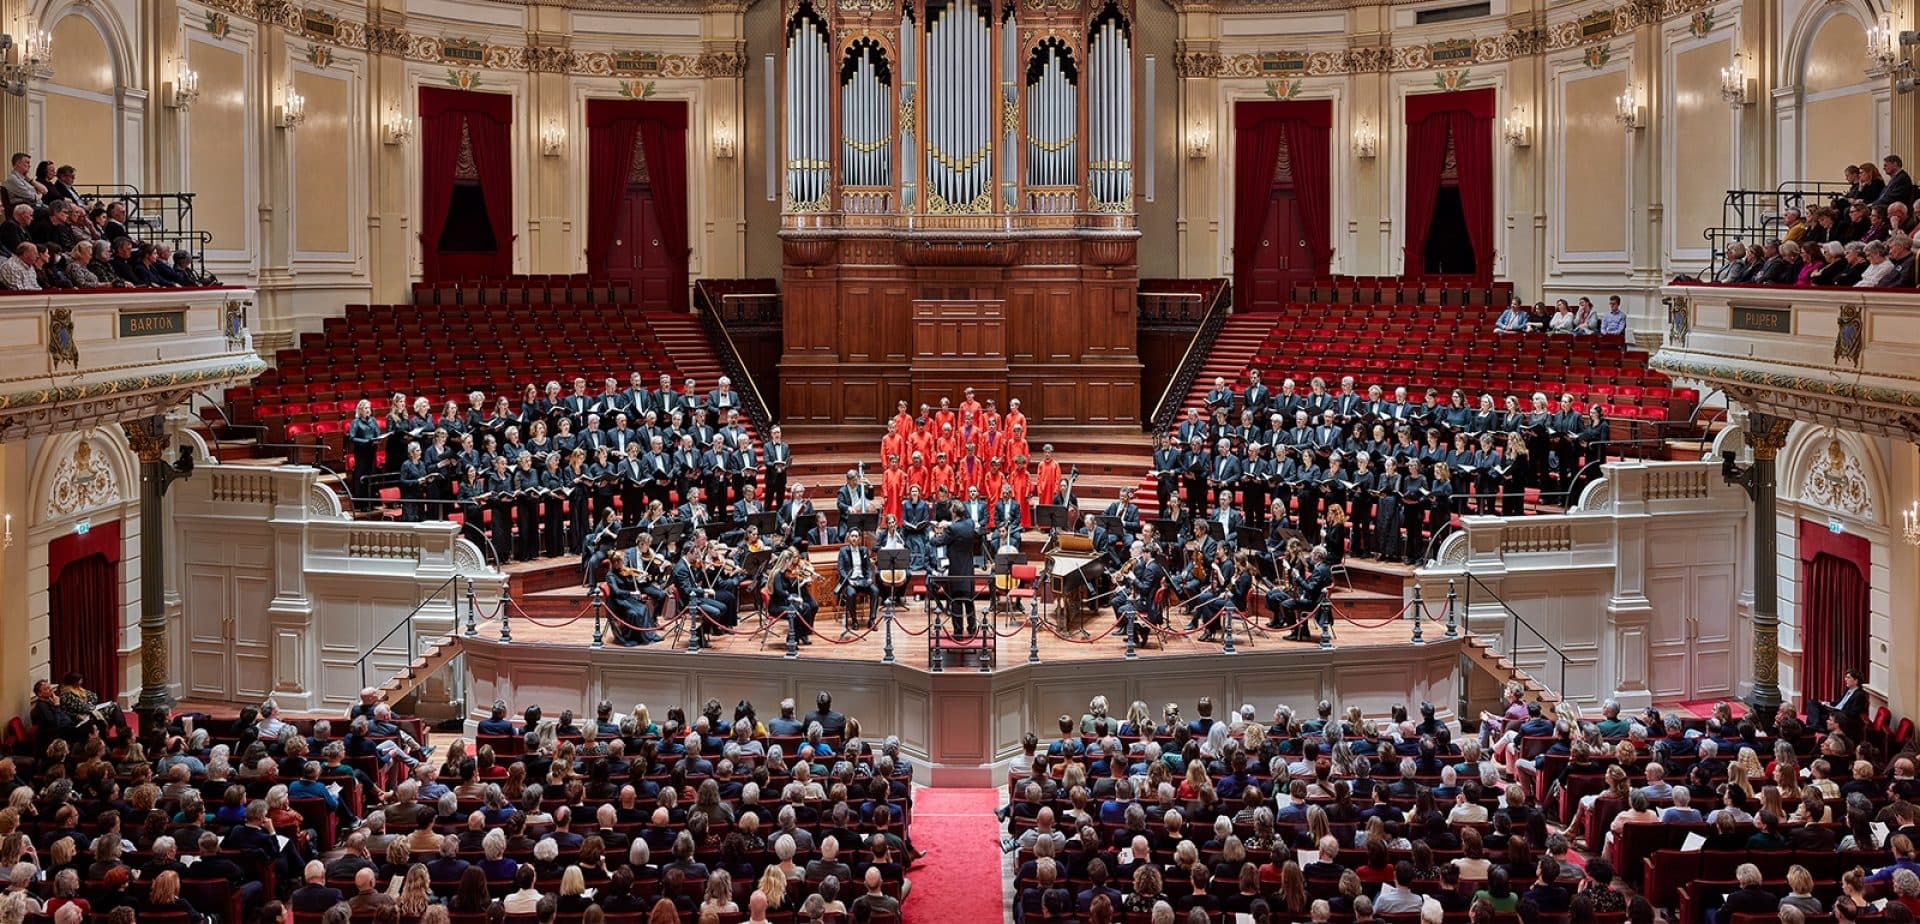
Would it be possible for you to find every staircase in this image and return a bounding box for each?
[1460,632,1561,708]
[378,634,466,705]
[644,310,730,391]
[1133,309,1282,519]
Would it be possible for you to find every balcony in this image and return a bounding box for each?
[0,287,266,441]
[1651,283,1920,440]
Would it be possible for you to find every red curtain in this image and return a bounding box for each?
[1451,109,1496,282]
[1232,104,1289,302]
[1799,520,1870,708]
[635,104,690,307]
[1279,116,1333,277]
[585,100,648,276]
[48,521,122,704]
[1404,88,1495,281]
[418,87,515,281]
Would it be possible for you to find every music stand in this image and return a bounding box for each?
[1202,519,1228,541]
[1148,518,1181,540]
[1097,515,1127,536]
[1236,525,1266,551]
[1033,504,1070,531]
[651,520,689,553]
[612,525,646,550]
[843,512,880,535]
[747,511,780,535]
[742,549,774,576]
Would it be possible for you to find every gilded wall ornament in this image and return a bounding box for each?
[1835,304,1864,367]
[48,308,77,369]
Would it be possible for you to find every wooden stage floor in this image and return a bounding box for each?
[484,603,1441,672]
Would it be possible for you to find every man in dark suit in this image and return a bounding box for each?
[933,516,980,635]
[424,835,471,882]
[1267,545,1331,639]
[836,528,879,629]
[1302,834,1347,880]
[1809,667,1869,737]
[1878,154,1916,207]
[288,861,345,913]
[1714,864,1778,924]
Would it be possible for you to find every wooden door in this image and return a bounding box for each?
[605,186,674,306]
[1242,186,1311,311]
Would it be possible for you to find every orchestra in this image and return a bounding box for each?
[345,376,1608,652]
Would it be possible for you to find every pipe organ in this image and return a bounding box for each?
[777,0,1137,218]
[776,0,1143,428]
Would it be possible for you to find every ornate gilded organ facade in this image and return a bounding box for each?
[776,0,1144,428]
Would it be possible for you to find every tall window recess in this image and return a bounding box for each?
[1024,39,1078,189]
[785,5,832,211]
[840,39,894,188]
[1086,4,1132,211]
[924,0,995,213]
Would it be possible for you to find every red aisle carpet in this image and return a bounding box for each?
[905,787,1004,922]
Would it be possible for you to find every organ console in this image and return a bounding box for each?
[776,0,1146,427]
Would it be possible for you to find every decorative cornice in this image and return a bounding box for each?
[0,356,269,444]
[1196,0,1716,77]
[1652,352,1920,444]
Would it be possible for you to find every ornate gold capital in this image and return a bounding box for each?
[1745,413,1792,461]
[122,417,171,464]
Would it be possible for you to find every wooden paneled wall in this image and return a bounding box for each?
[777,233,1143,426]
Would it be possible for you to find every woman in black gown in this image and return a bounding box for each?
[606,556,662,646]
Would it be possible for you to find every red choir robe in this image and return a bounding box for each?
[1035,457,1062,507]
[881,465,907,521]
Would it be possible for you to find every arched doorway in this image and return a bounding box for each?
[1797,519,1869,708]
[48,521,123,704]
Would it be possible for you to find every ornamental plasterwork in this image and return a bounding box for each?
[1662,358,1920,443]
[1800,439,1874,519]
[45,438,122,520]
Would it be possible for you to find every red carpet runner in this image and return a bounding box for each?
[904,787,1005,922]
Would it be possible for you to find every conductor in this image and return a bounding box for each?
[932,516,980,636]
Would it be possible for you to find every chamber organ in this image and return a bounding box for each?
[776,0,1144,427]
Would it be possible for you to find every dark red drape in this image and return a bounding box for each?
[1232,104,1289,300]
[1279,116,1333,277]
[635,104,690,306]
[418,87,515,281]
[584,100,648,276]
[1404,88,1496,282]
[48,521,122,704]
[1799,520,1870,708]
[1450,109,1495,282]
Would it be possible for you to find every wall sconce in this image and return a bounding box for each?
[1502,106,1531,148]
[0,28,52,94]
[1184,122,1211,159]
[712,120,737,159]
[276,89,306,130]
[3,513,12,550]
[1719,52,1754,107]
[383,108,414,145]
[1867,17,1899,70]
[165,64,200,110]
[541,119,566,157]
[1351,117,1378,159]
[1614,87,1643,131]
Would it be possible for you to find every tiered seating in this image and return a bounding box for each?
[1253,291,1694,425]
[410,274,633,307]
[226,303,685,459]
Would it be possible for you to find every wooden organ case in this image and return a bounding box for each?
[776,0,1143,427]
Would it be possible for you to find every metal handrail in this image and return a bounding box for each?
[1461,571,1568,698]
[1701,182,1857,277]
[1146,280,1232,432]
[692,281,776,434]
[354,574,462,691]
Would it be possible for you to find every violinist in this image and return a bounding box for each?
[605,555,662,647]
[621,534,673,617]
[770,549,819,645]
[1111,540,1166,647]
[1185,543,1236,643]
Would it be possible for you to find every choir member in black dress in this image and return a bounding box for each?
[1423,462,1456,566]
[1472,433,1504,515]
[424,429,458,520]
[1399,459,1431,565]
[1346,453,1376,555]
[1501,433,1533,517]
[479,456,516,564]
[563,448,594,546]
[384,393,410,474]
[1372,456,1405,561]
[398,442,428,522]
[540,452,570,558]
[1320,504,1349,566]
[455,465,485,539]
[347,399,382,510]
[511,451,544,561]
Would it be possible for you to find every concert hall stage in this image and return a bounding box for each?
[457,606,1464,786]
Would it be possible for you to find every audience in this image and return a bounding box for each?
[7,688,910,923]
[0,150,215,291]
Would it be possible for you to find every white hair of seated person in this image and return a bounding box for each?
[627,840,650,866]
[482,829,507,860]
[1151,901,1176,924]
